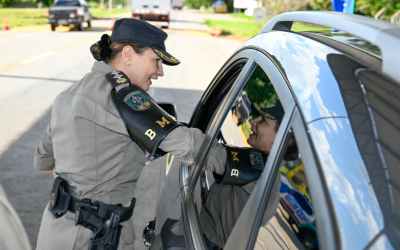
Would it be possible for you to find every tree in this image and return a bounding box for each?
[0,0,14,7]
[308,0,400,19]
[261,0,311,16]
[357,0,400,18]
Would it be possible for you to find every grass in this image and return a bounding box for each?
[0,8,48,28]
[90,7,130,19]
[205,13,333,39]
[0,7,129,29]
[205,17,265,39]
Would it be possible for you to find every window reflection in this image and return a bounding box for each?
[199,65,286,249]
[255,134,319,250]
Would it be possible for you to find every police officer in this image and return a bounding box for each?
[34,18,205,250]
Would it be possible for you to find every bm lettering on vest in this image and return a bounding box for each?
[231,169,240,177]
[145,129,156,140]
[156,116,170,128]
[231,151,239,162]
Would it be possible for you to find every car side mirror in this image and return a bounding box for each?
[158,103,178,120]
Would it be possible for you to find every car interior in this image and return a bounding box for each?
[195,64,320,250]
[152,61,322,250]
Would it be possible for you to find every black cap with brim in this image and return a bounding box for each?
[111,18,180,66]
[253,103,284,124]
[153,48,180,66]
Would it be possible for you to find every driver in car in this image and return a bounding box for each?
[149,101,285,250]
[199,103,284,249]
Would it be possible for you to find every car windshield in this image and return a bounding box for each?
[55,0,81,6]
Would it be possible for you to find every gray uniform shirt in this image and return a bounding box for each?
[34,61,208,202]
[33,61,208,250]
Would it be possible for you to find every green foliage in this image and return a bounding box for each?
[357,0,400,18]
[0,7,129,29]
[90,7,129,18]
[0,8,48,28]
[205,15,264,38]
[40,0,53,7]
[308,0,400,19]
[0,0,16,7]
[185,0,212,9]
[244,66,278,110]
[308,0,331,10]
[262,0,309,16]
[206,19,264,39]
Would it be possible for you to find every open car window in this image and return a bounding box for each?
[196,63,287,249]
[190,60,247,132]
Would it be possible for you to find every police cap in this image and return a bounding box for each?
[111,18,180,66]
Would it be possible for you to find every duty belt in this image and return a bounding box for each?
[49,176,136,250]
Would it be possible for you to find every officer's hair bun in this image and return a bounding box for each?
[90,34,112,61]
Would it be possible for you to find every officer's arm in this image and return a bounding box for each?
[107,71,181,156]
[34,124,55,173]
[159,127,229,168]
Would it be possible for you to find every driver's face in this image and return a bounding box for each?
[247,117,278,153]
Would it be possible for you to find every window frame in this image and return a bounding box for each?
[180,47,299,249]
[224,107,338,250]
[224,103,295,250]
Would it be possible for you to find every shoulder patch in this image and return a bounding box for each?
[124,91,152,111]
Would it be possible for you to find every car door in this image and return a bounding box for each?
[181,48,332,249]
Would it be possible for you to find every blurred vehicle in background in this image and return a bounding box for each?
[172,0,184,10]
[131,0,171,28]
[233,0,257,13]
[48,0,92,31]
[211,0,228,13]
[212,0,227,13]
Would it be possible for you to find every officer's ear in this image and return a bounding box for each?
[120,45,136,62]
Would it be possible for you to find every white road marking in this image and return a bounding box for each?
[21,51,56,65]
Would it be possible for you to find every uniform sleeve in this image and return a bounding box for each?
[33,124,55,171]
[159,127,227,174]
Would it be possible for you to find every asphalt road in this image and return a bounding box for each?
[0,12,242,249]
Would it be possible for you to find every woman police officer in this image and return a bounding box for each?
[34,18,205,250]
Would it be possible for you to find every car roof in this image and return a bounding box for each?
[244,11,400,123]
[262,11,400,83]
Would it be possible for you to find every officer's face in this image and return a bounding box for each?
[124,47,164,91]
[247,117,278,153]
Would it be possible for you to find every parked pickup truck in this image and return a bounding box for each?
[48,0,92,31]
[131,0,171,28]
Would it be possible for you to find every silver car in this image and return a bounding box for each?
[151,11,400,250]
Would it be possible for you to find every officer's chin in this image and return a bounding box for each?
[133,82,150,92]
